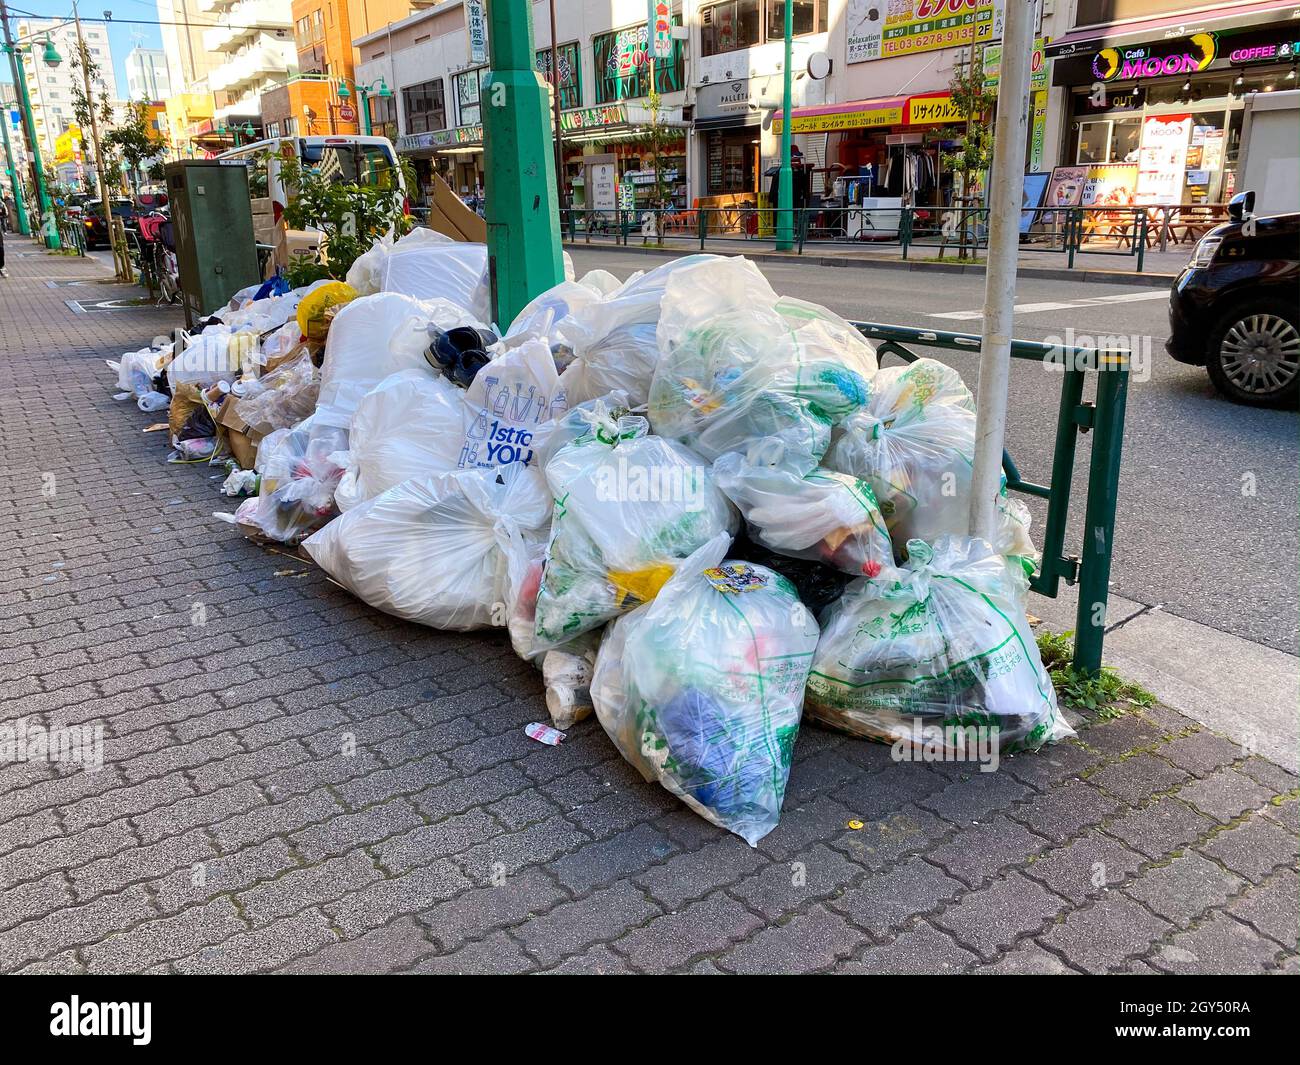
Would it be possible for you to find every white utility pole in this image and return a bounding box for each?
[968,0,1037,540]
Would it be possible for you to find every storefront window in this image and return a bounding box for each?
[454,67,488,126]
[593,19,685,102]
[368,94,398,142]
[402,79,446,135]
[536,41,582,110]
[705,128,758,194]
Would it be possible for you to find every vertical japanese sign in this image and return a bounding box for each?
[649,0,673,59]
[467,0,487,64]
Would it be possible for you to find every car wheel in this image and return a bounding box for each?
[1206,297,1300,407]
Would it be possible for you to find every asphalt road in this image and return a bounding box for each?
[568,247,1300,654]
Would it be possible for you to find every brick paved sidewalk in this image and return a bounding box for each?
[1,245,1296,975]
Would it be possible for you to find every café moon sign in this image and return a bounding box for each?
[1091,32,1217,81]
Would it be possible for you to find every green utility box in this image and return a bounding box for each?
[165,160,261,330]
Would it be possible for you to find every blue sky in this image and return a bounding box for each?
[1,0,164,95]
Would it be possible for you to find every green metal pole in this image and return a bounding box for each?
[482,0,563,327]
[1,1,58,248]
[0,100,30,234]
[359,87,372,136]
[1073,351,1130,674]
[774,0,793,251]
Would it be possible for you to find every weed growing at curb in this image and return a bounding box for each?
[1036,629,1157,719]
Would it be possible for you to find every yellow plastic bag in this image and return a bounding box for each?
[297,282,358,342]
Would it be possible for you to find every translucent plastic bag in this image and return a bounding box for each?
[713,450,894,578]
[505,270,623,343]
[109,345,171,396]
[806,536,1072,755]
[591,534,820,845]
[234,349,318,437]
[381,242,491,323]
[533,405,737,650]
[332,368,464,511]
[649,257,872,464]
[303,463,551,631]
[167,329,256,391]
[316,292,484,431]
[457,336,565,471]
[556,255,731,406]
[246,415,348,543]
[347,228,455,296]
[824,358,1035,560]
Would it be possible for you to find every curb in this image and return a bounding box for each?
[564,241,1178,289]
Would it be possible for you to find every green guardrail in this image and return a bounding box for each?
[849,322,1131,675]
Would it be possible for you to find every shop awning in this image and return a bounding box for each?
[1046,0,1300,56]
[397,125,483,154]
[771,92,962,135]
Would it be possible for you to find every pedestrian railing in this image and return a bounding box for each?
[559,200,1229,274]
[848,321,1131,674]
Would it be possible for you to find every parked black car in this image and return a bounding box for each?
[81,198,137,250]
[1167,191,1300,407]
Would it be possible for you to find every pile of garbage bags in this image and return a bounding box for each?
[107,238,1072,846]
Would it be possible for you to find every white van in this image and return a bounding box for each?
[217,134,406,222]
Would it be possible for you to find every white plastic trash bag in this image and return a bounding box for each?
[649,257,872,464]
[303,463,551,631]
[246,415,348,543]
[532,405,737,650]
[167,329,256,391]
[824,358,1035,560]
[332,368,464,511]
[110,345,171,396]
[458,336,566,470]
[591,534,820,845]
[381,242,491,323]
[713,450,894,578]
[806,536,1071,755]
[347,228,455,296]
[315,292,483,431]
[506,270,622,343]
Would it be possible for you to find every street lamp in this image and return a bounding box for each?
[337,77,391,136]
[1,0,64,248]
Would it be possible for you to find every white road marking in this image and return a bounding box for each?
[928,289,1169,320]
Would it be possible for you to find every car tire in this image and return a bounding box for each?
[1206,296,1300,407]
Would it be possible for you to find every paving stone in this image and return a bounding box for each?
[0,884,157,971]
[1160,732,1244,776]
[325,861,472,937]
[720,905,863,974]
[611,892,764,971]
[548,823,676,895]
[1037,895,1173,973]
[69,827,216,903]
[370,808,502,874]
[514,881,662,968]
[1123,852,1245,928]
[540,944,637,975]
[829,857,964,936]
[918,771,1035,825]
[1177,768,1273,825]
[928,815,1051,888]
[81,899,248,974]
[1236,757,1299,794]
[830,805,952,870]
[0,872,75,934]
[931,872,1066,960]
[753,797,855,860]
[634,838,766,910]
[403,930,537,974]
[1088,754,1190,804]
[1023,830,1146,903]
[1104,796,1215,859]
[838,921,978,974]
[975,943,1079,974]
[237,850,381,927]
[1079,715,1165,758]
[417,867,568,952]
[1007,781,1119,845]
[1151,912,1282,974]
[1260,795,1299,834]
[1226,869,1300,950]
[275,917,435,974]
[731,843,864,918]
[1199,816,1299,885]
[290,798,426,864]
[152,839,299,915]
[173,908,338,975]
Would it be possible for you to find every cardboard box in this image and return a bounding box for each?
[218,397,260,471]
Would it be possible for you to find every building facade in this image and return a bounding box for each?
[157,0,219,93]
[15,17,118,163]
[200,0,298,127]
[125,47,173,101]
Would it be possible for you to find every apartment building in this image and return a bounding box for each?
[200,0,297,127]
[15,17,118,162]
[125,47,173,101]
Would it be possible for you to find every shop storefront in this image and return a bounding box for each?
[773,92,965,208]
[397,125,484,205]
[1049,12,1300,205]
[558,103,688,212]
